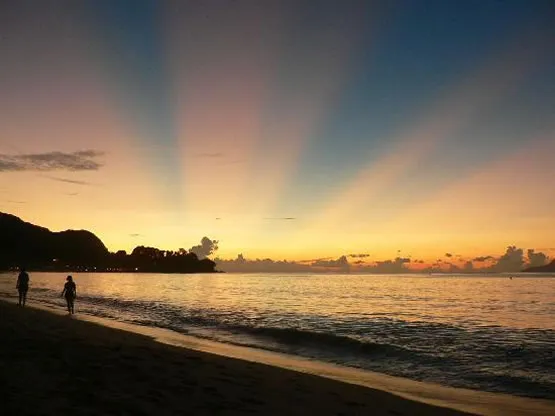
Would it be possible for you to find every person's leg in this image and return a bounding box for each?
[70,299,75,314]
[65,297,71,313]
[22,290,27,307]
[18,291,22,306]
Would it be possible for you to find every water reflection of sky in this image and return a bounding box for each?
[1,272,554,331]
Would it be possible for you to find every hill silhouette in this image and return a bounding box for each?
[522,260,555,273]
[0,212,216,273]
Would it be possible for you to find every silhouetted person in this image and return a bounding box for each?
[16,267,29,307]
[61,275,77,314]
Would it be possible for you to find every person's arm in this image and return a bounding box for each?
[61,286,66,297]
[16,275,20,289]
[74,284,77,298]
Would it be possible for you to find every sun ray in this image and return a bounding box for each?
[166,2,383,238]
[289,23,554,249]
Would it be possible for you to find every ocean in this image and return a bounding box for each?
[1,272,554,399]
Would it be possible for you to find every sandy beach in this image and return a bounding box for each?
[0,300,476,415]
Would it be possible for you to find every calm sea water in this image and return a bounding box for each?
[1,272,554,399]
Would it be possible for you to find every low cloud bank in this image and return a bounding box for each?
[215,246,550,274]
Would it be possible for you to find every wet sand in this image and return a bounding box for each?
[0,300,473,415]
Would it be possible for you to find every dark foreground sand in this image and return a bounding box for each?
[1,301,473,415]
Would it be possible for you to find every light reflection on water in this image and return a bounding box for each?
[1,272,554,398]
[14,272,550,329]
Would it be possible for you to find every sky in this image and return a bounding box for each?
[0,0,554,272]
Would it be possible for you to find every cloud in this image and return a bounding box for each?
[472,256,494,262]
[216,246,549,274]
[216,255,351,273]
[311,255,350,271]
[129,233,142,238]
[0,150,104,172]
[527,249,549,268]
[463,261,474,272]
[189,237,219,259]
[445,253,453,258]
[216,253,440,274]
[216,254,312,273]
[425,247,550,273]
[478,247,549,273]
[355,257,411,274]
[263,217,296,220]
[375,257,410,272]
[490,246,524,273]
[441,261,471,273]
[41,175,93,186]
[5,200,26,204]
[298,257,334,264]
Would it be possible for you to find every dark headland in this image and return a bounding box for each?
[0,212,216,273]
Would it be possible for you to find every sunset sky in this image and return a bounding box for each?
[1,0,554,267]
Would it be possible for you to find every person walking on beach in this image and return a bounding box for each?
[61,275,77,314]
[16,267,29,307]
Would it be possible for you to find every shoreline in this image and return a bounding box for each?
[1,297,554,415]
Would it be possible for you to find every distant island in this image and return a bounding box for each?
[0,213,217,273]
[522,260,555,273]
